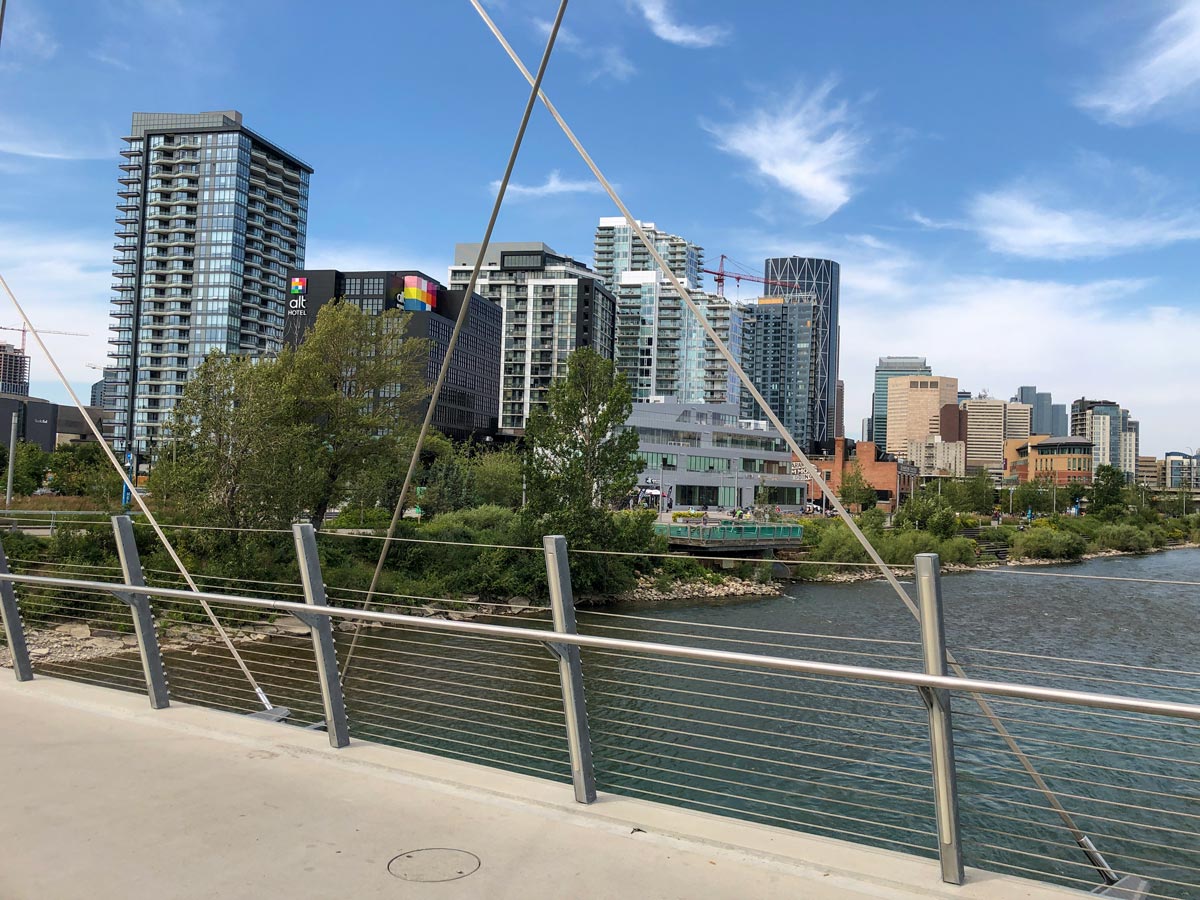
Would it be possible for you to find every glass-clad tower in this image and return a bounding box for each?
[107,111,311,457]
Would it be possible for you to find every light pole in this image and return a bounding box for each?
[1009,485,1015,516]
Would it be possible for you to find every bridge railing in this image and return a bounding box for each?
[0,517,1196,897]
[653,522,806,541]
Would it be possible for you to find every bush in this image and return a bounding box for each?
[1012,529,1087,560]
[1095,524,1153,553]
[977,525,1017,546]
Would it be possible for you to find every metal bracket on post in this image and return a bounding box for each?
[112,515,170,709]
[915,552,964,885]
[293,523,350,749]
[0,533,32,681]
[543,534,597,804]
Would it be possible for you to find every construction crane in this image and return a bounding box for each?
[0,324,88,352]
[701,254,810,298]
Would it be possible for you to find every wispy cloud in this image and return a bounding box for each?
[0,225,112,397]
[966,180,1200,260]
[533,19,636,82]
[0,2,59,68]
[493,170,605,200]
[704,79,868,221]
[89,50,134,71]
[0,116,112,161]
[735,230,1191,453]
[1076,0,1200,124]
[629,0,728,48]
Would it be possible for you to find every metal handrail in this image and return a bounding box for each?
[3,569,1200,724]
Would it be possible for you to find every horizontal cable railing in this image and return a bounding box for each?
[1,526,1198,897]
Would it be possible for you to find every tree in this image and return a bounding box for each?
[1089,464,1128,518]
[277,302,431,526]
[46,443,122,502]
[838,464,878,510]
[10,441,49,496]
[523,348,639,514]
[473,445,523,508]
[150,353,310,528]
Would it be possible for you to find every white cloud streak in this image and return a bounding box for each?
[533,19,636,82]
[1076,0,1200,124]
[629,0,728,48]
[967,184,1200,260]
[738,232,1194,454]
[0,226,113,400]
[705,80,868,221]
[0,116,111,161]
[492,170,606,200]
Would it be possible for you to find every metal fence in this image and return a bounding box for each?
[1,516,1197,897]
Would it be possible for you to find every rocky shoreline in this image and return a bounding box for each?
[616,574,781,604]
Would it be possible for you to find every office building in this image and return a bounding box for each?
[835,379,845,439]
[1136,456,1159,488]
[1007,437,1094,485]
[449,243,615,436]
[907,435,966,477]
[0,396,105,452]
[1163,452,1200,490]
[811,438,919,513]
[0,343,30,397]
[861,417,872,442]
[107,111,311,460]
[884,374,959,458]
[90,380,106,408]
[1014,385,1069,436]
[1072,398,1139,478]
[628,402,803,509]
[284,269,502,440]
[871,357,930,456]
[1050,403,1068,437]
[963,399,1031,477]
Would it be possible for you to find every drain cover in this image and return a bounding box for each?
[387,848,480,882]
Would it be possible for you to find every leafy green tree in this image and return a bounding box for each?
[473,445,523,508]
[46,443,122,502]
[895,491,947,532]
[10,441,49,496]
[277,302,431,526]
[523,348,639,514]
[1089,464,1128,519]
[150,353,310,528]
[838,464,878,510]
[945,473,996,514]
[420,452,476,516]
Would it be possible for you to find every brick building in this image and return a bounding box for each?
[804,438,919,512]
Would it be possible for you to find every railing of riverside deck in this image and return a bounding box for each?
[1,519,1198,897]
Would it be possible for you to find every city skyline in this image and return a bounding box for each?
[0,2,1196,454]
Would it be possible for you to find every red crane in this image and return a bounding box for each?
[701,254,809,298]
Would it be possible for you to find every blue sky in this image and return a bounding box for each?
[0,0,1197,455]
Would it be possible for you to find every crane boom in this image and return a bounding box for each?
[0,324,88,352]
[701,253,812,297]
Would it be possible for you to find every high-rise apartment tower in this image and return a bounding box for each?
[107,111,311,456]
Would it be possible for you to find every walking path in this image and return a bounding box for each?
[0,676,1089,899]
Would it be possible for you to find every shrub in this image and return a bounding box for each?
[1094,524,1152,553]
[1012,529,1087,560]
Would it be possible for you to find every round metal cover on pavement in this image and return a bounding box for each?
[387,848,481,882]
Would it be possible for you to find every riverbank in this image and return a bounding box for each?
[790,541,1200,583]
[616,574,781,604]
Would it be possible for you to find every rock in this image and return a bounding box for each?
[30,647,50,658]
[273,616,311,637]
[508,596,531,614]
[448,610,478,622]
[461,595,480,604]
[55,623,91,639]
[421,605,440,617]
[87,637,124,653]
[337,621,358,633]
[255,624,278,635]
[186,632,207,643]
[121,635,140,648]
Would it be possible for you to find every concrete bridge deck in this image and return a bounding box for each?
[0,676,1088,900]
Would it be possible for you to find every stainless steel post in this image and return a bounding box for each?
[915,552,964,884]
[543,534,596,804]
[5,411,17,508]
[292,523,350,748]
[0,533,32,681]
[112,515,170,708]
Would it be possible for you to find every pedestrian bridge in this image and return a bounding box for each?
[653,521,806,550]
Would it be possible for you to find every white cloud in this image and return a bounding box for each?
[967,183,1200,260]
[492,170,606,200]
[629,0,728,48]
[532,19,636,82]
[0,115,112,161]
[89,50,134,71]
[736,231,1194,455]
[0,3,58,68]
[0,226,112,402]
[704,80,868,221]
[1076,0,1200,124]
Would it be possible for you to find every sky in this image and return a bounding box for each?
[0,0,1197,456]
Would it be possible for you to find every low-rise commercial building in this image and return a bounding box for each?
[0,396,106,452]
[627,402,804,510]
[809,438,919,513]
[1007,436,1094,485]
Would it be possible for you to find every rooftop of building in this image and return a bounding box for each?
[124,109,314,173]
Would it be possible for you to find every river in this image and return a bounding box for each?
[39,549,1200,895]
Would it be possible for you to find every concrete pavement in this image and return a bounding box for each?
[0,675,1088,899]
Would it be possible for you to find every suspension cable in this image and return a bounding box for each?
[0,274,274,710]
[341,0,570,678]
[465,5,1121,885]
